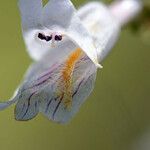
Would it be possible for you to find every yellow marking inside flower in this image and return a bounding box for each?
[62,48,83,81]
[60,48,83,108]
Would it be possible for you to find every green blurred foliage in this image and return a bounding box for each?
[129,4,150,32]
[0,0,149,150]
[128,2,150,48]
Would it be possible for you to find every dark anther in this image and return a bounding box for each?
[38,33,45,40]
[45,35,52,41]
[55,35,62,41]
[38,33,52,42]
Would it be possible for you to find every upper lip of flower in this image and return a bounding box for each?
[19,0,103,68]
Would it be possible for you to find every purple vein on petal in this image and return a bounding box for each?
[72,78,85,98]
[52,95,64,120]
[37,64,58,81]
[32,65,59,87]
[21,91,37,119]
[45,98,53,113]
[35,101,38,110]
[33,76,52,87]
[21,64,61,93]
[79,56,89,62]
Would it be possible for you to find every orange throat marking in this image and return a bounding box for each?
[60,48,83,108]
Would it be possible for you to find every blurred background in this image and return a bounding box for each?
[0,0,150,150]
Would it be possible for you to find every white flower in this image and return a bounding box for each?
[0,0,142,123]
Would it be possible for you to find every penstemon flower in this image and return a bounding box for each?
[0,0,142,123]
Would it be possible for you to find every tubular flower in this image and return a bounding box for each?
[0,0,142,123]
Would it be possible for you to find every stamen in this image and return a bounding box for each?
[38,33,45,40]
[38,33,52,42]
[55,35,62,41]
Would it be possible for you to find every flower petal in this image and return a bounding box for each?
[0,99,17,110]
[13,46,96,123]
[110,0,142,26]
[42,0,101,67]
[64,21,102,68]
[18,0,43,31]
[11,45,74,121]
[38,50,97,123]
[20,0,118,65]
[0,89,18,110]
[78,2,120,61]
[40,71,97,124]
[14,88,40,121]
